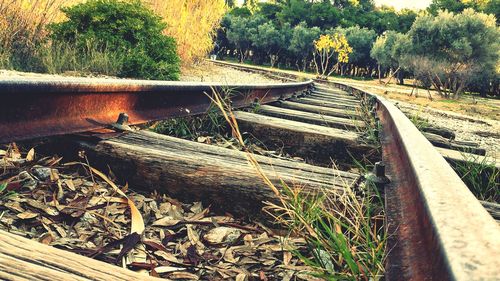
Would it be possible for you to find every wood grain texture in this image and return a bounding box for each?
[436,147,498,168]
[0,230,158,281]
[235,111,376,166]
[81,131,360,215]
[293,97,360,110]
[276,101,359,119]
[256,105,363,130]
[310,90,359,101]
[308,93,361,105]
[314,86,353,95]
[424,132,486,155]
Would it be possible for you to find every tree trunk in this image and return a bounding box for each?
[378,64,381,83]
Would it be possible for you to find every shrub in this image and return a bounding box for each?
[49,0,180,80]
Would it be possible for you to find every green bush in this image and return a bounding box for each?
[49,0,180,80]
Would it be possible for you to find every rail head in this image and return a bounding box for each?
[0,77,312,143]
[325,81,500,280]
[0,76,312,93]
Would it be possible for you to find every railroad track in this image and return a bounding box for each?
[0,65,499,280]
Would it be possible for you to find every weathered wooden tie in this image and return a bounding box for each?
[234,111,376,165]
[0,230,158,281]
[436,147,499,169]
[480,201,500,222]
[424,132,486,155]
[80,131,360,215]
[308,93,361,105]
[314,86,353,96]
[255,105,363,130]
[275,100,360,119]
[311,90,359,101]
[293,97,360,111]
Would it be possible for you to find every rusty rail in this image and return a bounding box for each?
[326,81,500,280]
[0,77,311,143]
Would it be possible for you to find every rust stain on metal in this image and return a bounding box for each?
[0,79,311,143]
[319,80,500,281]
[377,103,448,280]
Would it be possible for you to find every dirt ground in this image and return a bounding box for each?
[180,62,279,84]
[333,80,500,158]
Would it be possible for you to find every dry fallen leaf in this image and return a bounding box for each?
[204,227,242,244]
[235,273,248,281]
[154,266,186,274]
[17,211,38,219]
[0,155,314,280]
[169,272,199,280]
[25,148,35,162]
[283,251,292,266]
[153,216,180,227]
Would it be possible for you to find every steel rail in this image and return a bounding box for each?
[325,81,500,280]
[0,77,312,143]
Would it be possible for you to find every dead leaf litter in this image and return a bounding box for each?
[0,144,319,280]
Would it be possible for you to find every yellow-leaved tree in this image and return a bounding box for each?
[313,33,353,79]
[146,0,226,64]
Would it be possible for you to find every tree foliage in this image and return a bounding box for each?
[289,22,321,71]
[216,0,422,76]
[216,0,499,96]
[428,0,499,22]
[314,33,353,78]
[147,0,226,64]
[50,0,180,80]
[405,9,499,97]
[371,9,499,97]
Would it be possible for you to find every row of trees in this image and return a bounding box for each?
[214,0,418,74]
[371,9,499,98]
[214,0,499,97]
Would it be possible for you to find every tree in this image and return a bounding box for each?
[229,6,252,17]
[226,15,265,62]
[255,2,282,22]
[428,0,499,23]
[370,7,400,34]
[405,9,499,97]
[370,31,406,82]
[314,33,353,78]
[308,1,341,29]
[288,22,321,71]
[147,0,226,64]
[251,21,290,67]
[336,26,377,76]
[277,0,311,27]
[397,9,417,33]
